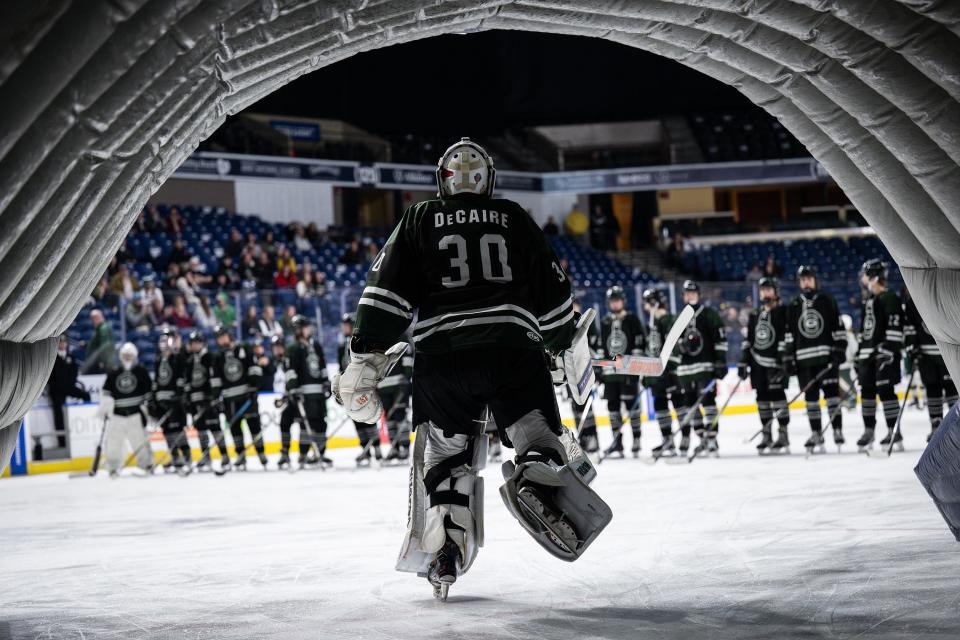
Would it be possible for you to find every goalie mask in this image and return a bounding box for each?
[436,137,496,198]
[119,342,138,371]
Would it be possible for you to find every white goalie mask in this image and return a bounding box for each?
[436,137,496,198]
[119,342,138,371]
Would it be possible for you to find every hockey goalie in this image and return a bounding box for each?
[333,138,612,600]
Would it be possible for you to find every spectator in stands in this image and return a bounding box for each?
[227,228,244,257]
[141,275,163,310]
[168,207,184,234]
[115,239,133,265]
[292,224,313,252]
[193,295,216,329]
[340,239,364,266]
[543,216,559,236]
[124,293,153,333]
[133,210,149,234]
[165,262,183,291]
[245,232,262,259]
[82,309,117,374]
[218,255,241,290]
[306,222,323,247]
[258,305,283,339]
[109,263,139,301]
[296,264,327,298]
[590,204,620,252]
[274,263,298,289]
[169,238,191,268]
[214,292,237,327]
[255,252,274,289]
[763,255,782,279]
[167,295,194,329]
[276,245,297,273]
[187,256,213,288]
[90,276,119,311]
[261,230,278,259]
[745,262,763,283]
[280,304,298,334]
[145,205,165,232]
[365,242,380,266]
[242,305,260,339]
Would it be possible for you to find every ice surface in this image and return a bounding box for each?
[2,408,959,639]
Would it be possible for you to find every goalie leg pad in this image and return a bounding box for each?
[499,411,612,561]
[396,422,485,577]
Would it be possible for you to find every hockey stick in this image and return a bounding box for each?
[596,391,645,465]
[572,386,598,441]
[88,416,109,476]
[119,405,179,471]
[593,305,694,377]
[155,399,220,472]
[688,377,743,464]
[743,363,833,443]
[887,368,918,457]
[294,395,331,470]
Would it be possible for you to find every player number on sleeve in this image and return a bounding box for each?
[439,234,513,288]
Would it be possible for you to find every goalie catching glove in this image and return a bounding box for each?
[333,342,409,423]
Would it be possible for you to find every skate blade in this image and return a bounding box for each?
[433,581,451,602]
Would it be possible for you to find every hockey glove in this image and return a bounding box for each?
[830,347,845,370]
[737,363,749,380]
[96,394,114,418]
[782,356,796,378]
[333,342,408,424]
[714,363,728,380]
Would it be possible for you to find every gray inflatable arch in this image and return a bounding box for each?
[2,1,960,480]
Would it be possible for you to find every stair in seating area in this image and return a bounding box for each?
[616,248,687,283]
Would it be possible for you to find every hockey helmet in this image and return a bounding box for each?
[436,137,496,198]
[606,285,627,302]
[796,264,817,281]
[214,324,231,339]
[119,342,138,369]
[157,326,175,351]
[270,334,285,348]
[860,258,887,281]
[758,277,779,292]
[642,287,663,308]
[291,314,309,331]
[341,313,355,325]
[682,280,700,293]
[187,330,204,344]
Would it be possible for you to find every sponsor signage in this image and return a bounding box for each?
[269,119,321,141]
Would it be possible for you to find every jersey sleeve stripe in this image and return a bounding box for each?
[358,297,414,319]
[539,309,575,331]
[362,286,412,310]
[414,303,538,331]
[413,315,540,343]
[538,297,572,323]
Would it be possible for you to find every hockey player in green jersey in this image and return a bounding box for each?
[641,288,682,457]
[782,265,846,453]
[334,138,611,600]
[739,278,790,454]
[856,259,904,451]
[599,286,647,458]
[280,315,332,469]
[676,280,727,456]
[903,286,958,442]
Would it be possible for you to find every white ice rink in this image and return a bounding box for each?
[2,408,958,640]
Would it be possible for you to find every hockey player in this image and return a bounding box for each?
[599,285,647,458]
[335,138,611,599]
[641,288,682,457]
[570,299,599,453]
[856,259,904,451]
[380,339,413,462]
[903,287,958,441]
[782,265,846,454]
[739,278,790,454]
[856,260,905,450]
[676,280,726,456]
[184,330,230,471]
[279,315,332,469]
[151,328,191,471]
[98,343,153,476]
[338,313,383,465]
[213,325,268,470]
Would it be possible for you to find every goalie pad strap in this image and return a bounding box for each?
[430,490,471,508]
[423,437,476,494]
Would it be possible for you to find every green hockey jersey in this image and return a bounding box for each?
[677,304,726,382]
[354,195,574,354]
[857,289,904,361]
[284,338,329,397]
[644,311,679,386]
[600,311,646,382]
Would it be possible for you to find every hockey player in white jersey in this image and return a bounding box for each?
[334,138,612,600]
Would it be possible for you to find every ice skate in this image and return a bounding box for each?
[579,432,599,454]
[233,455,247,471]
[652,438,676,460]
[196,453,212,473]
[277,452,291,470]
[832,427,845,450]
[756,430,773,455]
[427,538,461,602]
[879,428,904,452]
[705,437,719,458]
[356,449,372,467]
[631,430,641,458]
[219,459,232,474]
[258,452,269,469]
[678,434,690,455]
[602,432,624,460]
[770,430,790,455]
[804,431,826,456]
[857,428,875,453]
